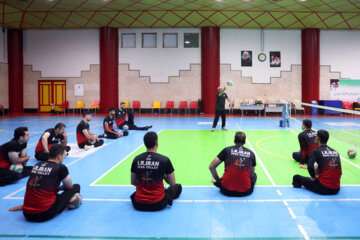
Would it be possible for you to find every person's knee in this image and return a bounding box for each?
[73,184,80,193]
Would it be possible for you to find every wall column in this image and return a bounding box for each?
[100,27,118,113]
[8,29,23,113]
[201,27,220,115]
[302,28,320,113]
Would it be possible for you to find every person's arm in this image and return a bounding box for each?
[61,131,68,146]
[209,157,222,182]
[82,129,96,141]
[131,172,137,186]
[59,175,73,190]
[8,151,30,164]
[104,122,121,136]
[298,134,307,169]
[41,132,51,152]
[164,172,176,186]
[218,87,226,96]
[307,152,317,180]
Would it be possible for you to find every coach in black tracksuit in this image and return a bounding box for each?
[293,130,342,195]
[212,86,230,132]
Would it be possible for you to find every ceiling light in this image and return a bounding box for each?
[299,0,307,1]
[215,0,223,2]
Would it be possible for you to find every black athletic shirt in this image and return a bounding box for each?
[115,108,126,126]
[103,115,115,131]
[215,92,228,110]
[131,152,174,204]
[217,146,256,192]
[0,140,27,169]
[308,145,342,189]
[35,128,64,153]
[298,129,318,164]
[23,161,69,214]
[76,120,89,144]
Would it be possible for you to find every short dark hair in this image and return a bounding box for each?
[303,119,312,129]
[144,131,157,149]
[317,130,329,144]
[14,127,28,140]
[120,102,126,105]
[83,111,92,118]
[234,131,246,145]
[48,144,66,159]
[55,122,66,130]
[108,107,116,112]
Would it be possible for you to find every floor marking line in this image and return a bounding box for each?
[283,200,288,206]
[3,187,26,199]
[297,224,310,240]
[287,207,297,219]
[89,129,164,186]
[276,189,282,196]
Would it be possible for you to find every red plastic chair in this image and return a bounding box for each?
[0,105,4,116]
[189,101,198,114]
[178,101,188,114]
[132,101,141,114]
[342,101,352,110]
[165,101,175,114]
[57,101,69,115]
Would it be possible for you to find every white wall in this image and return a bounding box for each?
[23,29,99,77]
[220,29,301,83]
[119,28,201,83]
[0,28,7,63]
[320,30,360,79]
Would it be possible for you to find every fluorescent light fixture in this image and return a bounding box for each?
[185,41,190,44]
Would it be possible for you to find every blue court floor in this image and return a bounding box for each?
[0,114,360,240]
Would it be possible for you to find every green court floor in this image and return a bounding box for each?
[95,130,360,186]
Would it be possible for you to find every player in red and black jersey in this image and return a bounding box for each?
[9,144,81,222]
[0,127,32,186]
[76,112,104,150]
[293,130,342,195]
[115,102,152,131]
[292,119,319,169]
[35,123,70,161]
[103,108,128,139]
[209,131,257,196]
[130,132,182,211]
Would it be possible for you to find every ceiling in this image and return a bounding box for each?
[0,0,359,29]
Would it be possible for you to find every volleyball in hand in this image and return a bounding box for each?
[9,163,23,173]
[123,125,129,130]
[227,80,233,87]
[348,150,357,159]
[67,193,82,209]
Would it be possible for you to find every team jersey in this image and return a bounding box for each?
[0,140,27,169]
[76,120,90,144]
[215,92,228,110]
[103,115,115,131]
[115,108,126,127]
[217,145,256,192]
[308,145,342,189]
[131,152,174,204]
[35,129,64,153]
[298,130,318,163]
[23,161,69,214]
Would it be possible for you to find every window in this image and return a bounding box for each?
[142,33,157,48]
[184,33,199,48]
[121,33,136,48]
[163,33,178,48]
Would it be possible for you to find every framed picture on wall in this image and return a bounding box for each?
[241,51,252,67]
[270,51,281,67]
[74,84,84,96]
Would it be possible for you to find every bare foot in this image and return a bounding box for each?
[8,205,23,212]
[299,164,307,169]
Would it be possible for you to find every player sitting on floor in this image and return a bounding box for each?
[103,108,128,139]
[292,119,318,169]
[9,144,81,222]
[35,123,71,161]
[209,131,257,197]
[0,127,32,186]
[76,111,104,151]
[115,102,152,131]
[292,130,342,195]
[130,132,182,211]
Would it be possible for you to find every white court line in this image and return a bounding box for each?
[3,187,26,199]
[89,129,164,186]
[297,225,310,240]
[287,207,297,219]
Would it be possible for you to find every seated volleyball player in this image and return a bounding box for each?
[130,132,182,211]
[103,108,128,139]
[209,131,257,196]
[115,102,152,130]
[292,119,318,169]
[292,130,342,195]
[0,127,32,186]
[76,112,104,150]
[9,144,81,222]
[35,123,70,161]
